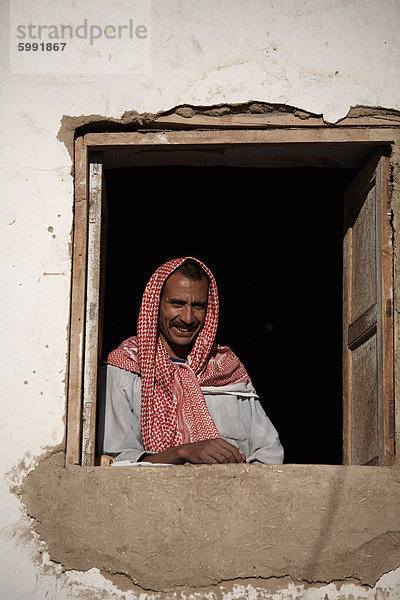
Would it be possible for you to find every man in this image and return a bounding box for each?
[97,257,283,464]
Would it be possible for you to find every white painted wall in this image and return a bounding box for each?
[1,1,400,597]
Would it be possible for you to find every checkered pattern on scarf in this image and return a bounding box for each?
[107,257,249,452]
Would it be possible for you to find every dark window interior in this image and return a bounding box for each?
[102,166,358,464]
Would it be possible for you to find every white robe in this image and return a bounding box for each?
[97,364,284,464]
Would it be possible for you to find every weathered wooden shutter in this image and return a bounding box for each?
[81,152,107,466]
[343,151,394,465]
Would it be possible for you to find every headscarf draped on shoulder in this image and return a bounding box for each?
[107,257,250,452]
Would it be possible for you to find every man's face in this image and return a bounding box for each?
[158,271,209,359]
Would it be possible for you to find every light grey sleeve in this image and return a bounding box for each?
[97,364,151,462]
[239,397,284,464]
[204,393,284,464]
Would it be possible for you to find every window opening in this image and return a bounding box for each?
[66,133,395,468]
[102,165,357,464]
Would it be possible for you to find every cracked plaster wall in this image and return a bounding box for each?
[2,1,400,598]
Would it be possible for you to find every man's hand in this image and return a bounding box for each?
[141,438,246,464]
[179,438,246,464]
[95,454,115,466]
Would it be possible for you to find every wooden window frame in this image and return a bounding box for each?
[65,125,400,467]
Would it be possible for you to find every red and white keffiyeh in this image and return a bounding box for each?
[107,257,250,452]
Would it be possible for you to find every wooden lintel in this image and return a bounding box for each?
[84,128,398,149]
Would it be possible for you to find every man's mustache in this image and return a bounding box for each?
[171,320,199,330]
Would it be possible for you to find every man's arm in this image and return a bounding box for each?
[241,396,284,464]
[97,365,150,463]
[98,365,245,464]
[97,437,245,465]
[202,391,284,464]
[140,438,245,464]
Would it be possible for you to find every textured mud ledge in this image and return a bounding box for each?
[21,452,400,592]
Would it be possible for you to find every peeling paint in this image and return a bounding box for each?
[57,103,400,165]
